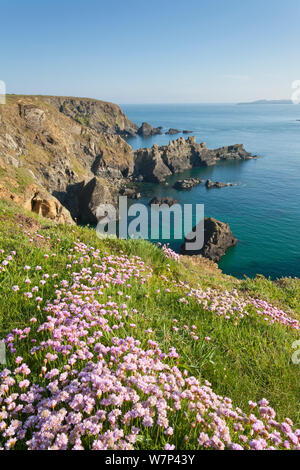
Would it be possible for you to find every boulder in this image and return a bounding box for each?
[180,217,237,262]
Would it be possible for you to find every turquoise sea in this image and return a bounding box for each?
[122,103,300,280]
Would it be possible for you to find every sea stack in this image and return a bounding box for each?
[180,217,237,262]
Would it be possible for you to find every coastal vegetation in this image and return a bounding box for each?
[0,199,300,450]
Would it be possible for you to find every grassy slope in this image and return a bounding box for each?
[0,198,299,431]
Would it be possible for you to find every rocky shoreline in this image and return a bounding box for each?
[181,218,238,262]
[0,95,257,261]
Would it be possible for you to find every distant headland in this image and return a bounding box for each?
[238,99,295,105]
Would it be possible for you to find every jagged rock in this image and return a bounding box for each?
[166,128,180,135]
[28,189,74,224]
[173,178,203,190]
[149,197,178,206]
[18,104,46,132]
[134,137,256,183]
[137,122,162,137]
[78,177,119,225]
[0,178,74,224]
[181,217,237,262]
[134,144,172,183]
[205,179,236,189]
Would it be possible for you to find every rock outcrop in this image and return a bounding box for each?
[149,197,178,206]
[137,122,162,137]
[134,137,256,183]
[166,128,180,135]
[205,179,236,189]
[134,144,172,183]
[173,178,203,190]
[180,217,237,262]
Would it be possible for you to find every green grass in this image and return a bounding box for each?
[0,198,300,429]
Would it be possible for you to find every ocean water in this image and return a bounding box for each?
[122,103,300,279]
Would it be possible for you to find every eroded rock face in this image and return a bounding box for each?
[134,137,256,183]
[180,217,237,262]
[78,177,119,225]
[28,189,74,224]
[0,179,74,225]
[134,145,172,183]
[18,104,46,132]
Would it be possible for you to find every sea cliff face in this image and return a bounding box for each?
[0,95,135,222]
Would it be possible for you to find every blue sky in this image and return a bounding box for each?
[1,0,300,103]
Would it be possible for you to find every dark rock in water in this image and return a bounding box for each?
[180,217,237,262]
[137,122,162,137]
[182,130,193,134]
[120,187,141,199]
[166,128,180,135]
[205,179,236,189]
[134,137,257,183]
[149,196,178,206]
[173,178,203,190]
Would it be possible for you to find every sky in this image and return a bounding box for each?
[1,0,300,104]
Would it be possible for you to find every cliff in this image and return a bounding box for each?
[0,95,135,222]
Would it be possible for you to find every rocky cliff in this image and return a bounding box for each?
[134,137,256,182]
[0,95,135,223]
[0,95,257,229]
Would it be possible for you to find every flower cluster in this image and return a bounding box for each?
[0,239,300,450]
[160,244,180,262]
[175,282,299,330]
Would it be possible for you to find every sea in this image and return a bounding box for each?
[122,103,300,280]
